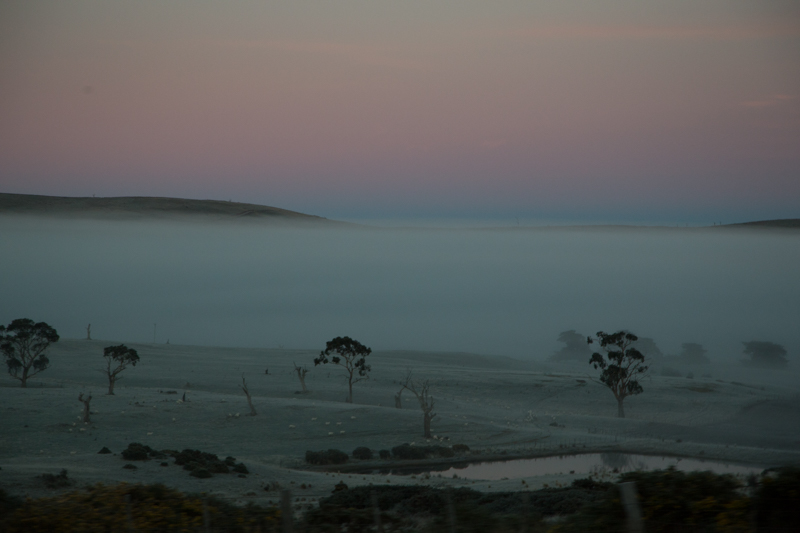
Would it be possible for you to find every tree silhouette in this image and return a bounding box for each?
[314,336,371,403]
[102,344,140,394]
[401,372,436,438]
[742,341,788,369]
[588,331,648,418]
[1,318,59,387]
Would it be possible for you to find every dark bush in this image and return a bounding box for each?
[224,456,237,466]
[174,449,229,473]
[1,482,280,532]
[123,464,137,470]
[754,467,800,532]
[379,450,391,460]
[305,449,349,465]
[352,447,373,460]
[232,463,249,474]
[97,447,111,454]
[190,469,212,479]
[392,444,426,460]
[557,467,749,532]
[122,442,164,461]
[38,469,72,489]
[452,444,470,454]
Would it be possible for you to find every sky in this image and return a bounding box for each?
[1,1,798,224]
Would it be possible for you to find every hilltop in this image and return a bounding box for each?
[0,193,343,225]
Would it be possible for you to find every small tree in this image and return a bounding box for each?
[401,372,436,438]
[241,375,257,415]
[78,393,92,423]
[102,345,140,395]
[293,361,309,393]
[0,318,59,387]
[742,341,788,369]
[588,331,648,418]
[314,336,371,403]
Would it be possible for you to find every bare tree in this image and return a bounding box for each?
[401,372,436,438]
[241,375,257,415]
[293,362,309,393]
[78,393,92,423]
[101,345,140,395]
[394,387,403,409]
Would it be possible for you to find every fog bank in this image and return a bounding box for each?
[1,216,797,363]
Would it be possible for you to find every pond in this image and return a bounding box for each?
[415,454,764,480]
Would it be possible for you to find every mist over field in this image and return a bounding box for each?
[1,215,798,363]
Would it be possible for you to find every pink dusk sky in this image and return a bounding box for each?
[1,1,798,223]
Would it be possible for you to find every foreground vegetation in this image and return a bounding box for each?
[1,467,798,532]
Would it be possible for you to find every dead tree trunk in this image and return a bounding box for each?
[86,323,91,340]
[402,373,436,438]
[293,362,309,393]
[394,388,403,409]
[78,393,92,423]
[241,376,257,416]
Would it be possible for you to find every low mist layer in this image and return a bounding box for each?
[1,216,797,362]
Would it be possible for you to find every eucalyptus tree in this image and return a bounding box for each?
[588,331,648,418]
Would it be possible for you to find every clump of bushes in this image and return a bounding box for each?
[116,447,250,479]
[452,444,470,454]
[122,442,165,461]
[379,449,391,460]
[0,483,279,532]
[554,467,764,532]
[391,443,455,460]
[305,449,349,465]
[38,469,72,489]
[174,449,247,477]
[352,447,373,460]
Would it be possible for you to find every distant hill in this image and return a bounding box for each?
[0,193,344,225]
[721,219,800,229]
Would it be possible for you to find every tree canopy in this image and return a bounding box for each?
[314,336,371,403]
[0,318,59,387]
[588,330,648,418]
[742,341,788,369]
[102,344,140,394]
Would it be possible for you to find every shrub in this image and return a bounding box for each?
[97,447,111,454]
[121,442,164,461]
[352,447,373,460]
[305,449,349,465]
[1,483,280,532]
[754,467,800,532]
[379,449,391,460]
[452,444,470,454]
[190,469,212,479]
[38,469,72,489]
[232,463,249,474]
[123,464,137,470]
[556,467,749,532]
[174,449,229,473]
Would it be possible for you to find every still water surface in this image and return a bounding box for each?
[431,453,764,480]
